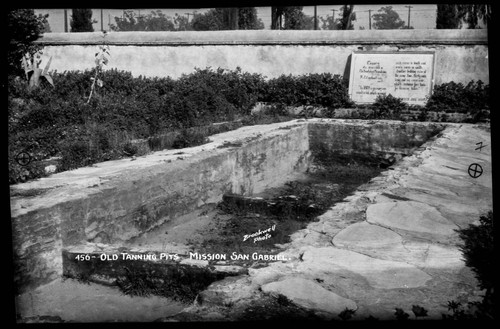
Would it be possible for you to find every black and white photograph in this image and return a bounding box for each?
[7,2,494,323]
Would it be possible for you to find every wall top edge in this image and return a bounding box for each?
[36,29,488,46]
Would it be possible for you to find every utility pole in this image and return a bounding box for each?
[405,5,413,29]
[314,5,317,30]
[185,12,194,23]
[64,9,68,32]
[368,9,372,29]
[101,9,104,31]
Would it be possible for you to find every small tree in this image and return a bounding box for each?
[7,9,47,76]
[372,6,407,30]
[70,9,95,32]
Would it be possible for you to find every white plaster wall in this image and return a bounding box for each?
[37,29,488,84]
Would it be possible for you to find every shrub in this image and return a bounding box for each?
[369,94,408,119]
[262,73,354,110]
[425,80,489,113]
[7,67,356,183]
[450,211,494,319]
[457,211,494,293]
[172,128,210,149]
[58,139,94,171]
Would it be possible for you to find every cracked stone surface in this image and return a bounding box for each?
[261,277,358,316]
[297,246,432,289]
[366,201,459,236]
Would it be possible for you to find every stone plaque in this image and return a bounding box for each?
[348,51,435,105]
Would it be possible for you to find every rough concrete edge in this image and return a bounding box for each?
[36,30,488,46]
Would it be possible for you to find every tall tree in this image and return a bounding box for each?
[336,5,356,30]
[223,8,239,30]
[321,5,356,30]
[372,6,407,30]
[436,4,490,29]
[436,4,461,29]
[271,6,314,30]
[7,9,47,76]
[70,9,95,32]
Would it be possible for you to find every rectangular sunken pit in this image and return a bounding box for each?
[10,119,446,295]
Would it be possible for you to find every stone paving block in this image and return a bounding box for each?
[297,246,432,289]
[366,201,459,235]
[261,277,357,315]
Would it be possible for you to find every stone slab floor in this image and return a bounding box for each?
[168,122,492,321]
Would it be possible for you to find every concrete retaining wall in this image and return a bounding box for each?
[36,30,488,84]
[10,122,310,293]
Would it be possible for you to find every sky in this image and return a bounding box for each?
[35,5,462,32]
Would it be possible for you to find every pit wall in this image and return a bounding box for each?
[308,120,446,162]
[10,123,310,293]
[11,120,447,293]
[36,30,488,84]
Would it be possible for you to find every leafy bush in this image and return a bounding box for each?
[262,73,354,110]
[457,211,494,293]
[369,94,408,119]
[425,80,489,113]
[7,67,355,183]
[451,211,494,319]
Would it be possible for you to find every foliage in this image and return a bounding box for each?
[262,73,354,110]
[457,211,494,293]
[191,9,225,31]
[70,9,95,32]
[369,94,408,119]
[318,6,357,30]
[436,4,462,29]
[191,8,264,31]
[21,51,54,89]
[338,308,356,320]
[38,13,51,32]
[238,7,265,30]
[7,9,47,76]
[336,5,356,30]
[435,4,490,29]
[111,10,176,31]
[425,80,489,113]
[282,7,314,30]
[271,6,315,30]
[457,4,490,29]
[372,6,407,30]
[319,14,336,30]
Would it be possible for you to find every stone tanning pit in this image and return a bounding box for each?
[10,119,492,322]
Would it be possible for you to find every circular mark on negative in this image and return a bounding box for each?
[15,151,32,166]
[468,163,483,178]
